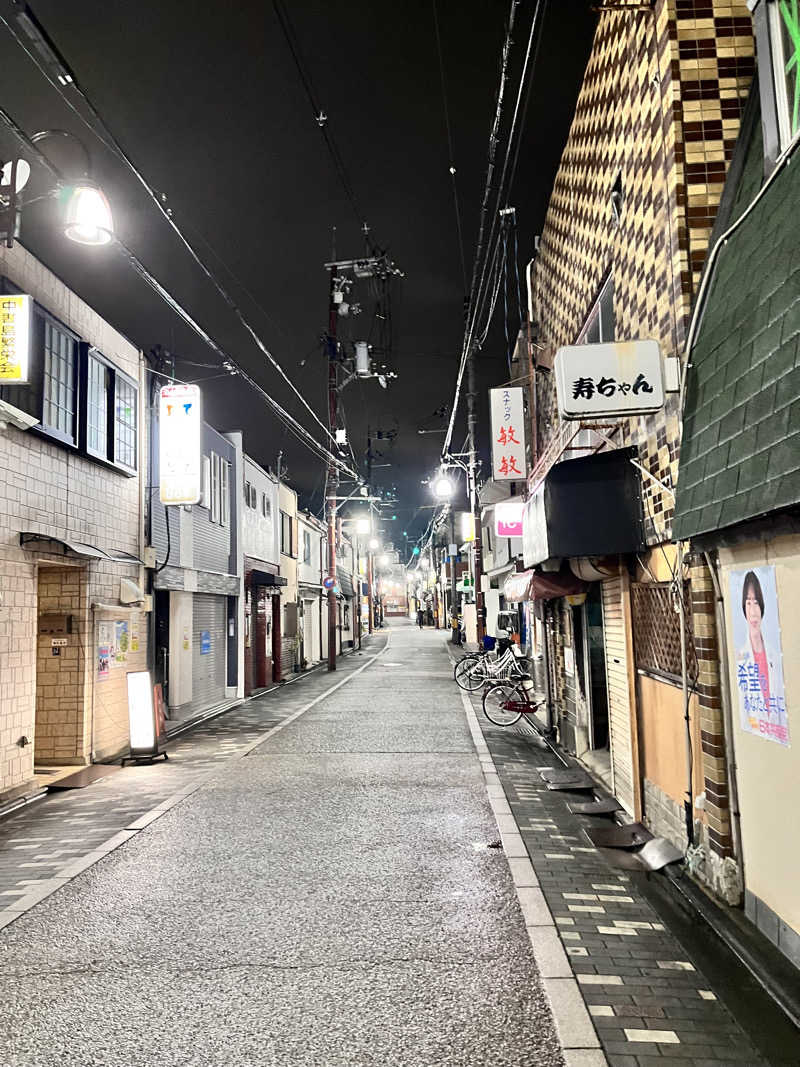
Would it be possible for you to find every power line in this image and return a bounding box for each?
[0,104,357,480]
[432,0,467,293]
[1,3,336,448]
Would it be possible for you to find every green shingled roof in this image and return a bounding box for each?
[673,100,800,541]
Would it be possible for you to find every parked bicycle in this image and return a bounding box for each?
[482,677,546,727]
[454,641,527,692]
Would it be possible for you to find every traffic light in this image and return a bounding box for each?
[412,546,420,556]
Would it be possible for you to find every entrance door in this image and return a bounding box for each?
[35,566,84,768]
[602,576,636,815]
[154,590,170,704]
[254,587,272,688]
[587,585,609,749]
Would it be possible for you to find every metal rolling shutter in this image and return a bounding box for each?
[192,594,227,711]
[601,577,635,815]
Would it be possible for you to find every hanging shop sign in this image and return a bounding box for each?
[495,499,524,538]
[159,383,202,505]
[729,565,789,747]
[460,511,475,542]
[0,294,32,382]
[554,339,664,419]
[489,387,527,481]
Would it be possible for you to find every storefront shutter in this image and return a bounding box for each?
[602,576,635,815]
[192,594,227,711]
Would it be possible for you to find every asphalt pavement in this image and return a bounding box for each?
[0,622,566,1067]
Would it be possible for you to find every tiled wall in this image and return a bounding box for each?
[532,0,754,540]
[0,243,147,794]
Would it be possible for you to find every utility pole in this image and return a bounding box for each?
[326,271,339,672]
[466,345,486,644]
[449,507,459,644]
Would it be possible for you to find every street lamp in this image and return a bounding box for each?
[433,474,454,499]
[378,554,388,567]
[356,517,371,534]
[369,537,380,550]
[62,181,114,246]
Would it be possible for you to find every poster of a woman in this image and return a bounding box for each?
[730,566,789,747]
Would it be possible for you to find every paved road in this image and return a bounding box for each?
[0,622,564,1066]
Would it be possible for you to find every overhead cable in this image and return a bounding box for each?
[1,4,336,448]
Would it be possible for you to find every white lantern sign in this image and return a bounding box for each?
[489,387,527,481]
[555,339,664,419]
[159,384,202,505]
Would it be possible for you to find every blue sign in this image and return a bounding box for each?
[200,630,211,655]
[322,575,336,590]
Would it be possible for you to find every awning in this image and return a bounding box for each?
[337,572,355,598]
[503,568,588,603]
[20,533,143,565]
[250,569,288,588]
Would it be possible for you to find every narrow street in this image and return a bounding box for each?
[0,622,563,1067]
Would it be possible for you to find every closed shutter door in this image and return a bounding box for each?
[192,594,227,711]
[602,577,635,815]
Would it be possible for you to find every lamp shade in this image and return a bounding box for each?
[433,476,454,499]
[63,182,114,245]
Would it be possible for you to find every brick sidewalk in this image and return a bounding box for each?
[0,637,386,928]
[454,655,767,1067]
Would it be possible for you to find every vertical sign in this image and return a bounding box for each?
[489,387,526,481]
[729,565,789,747]
[159,384,202,505]
[0,294,32,382]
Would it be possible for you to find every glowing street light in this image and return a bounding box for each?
[356,516,371,535]
[378,554,389,567]
[369,537,380,550]
[63,181,114,246]
[433,474,454,499]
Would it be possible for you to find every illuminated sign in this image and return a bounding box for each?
[126,670,160,758]
[495,499,524,538]
[0,294,32,382]
[489,387,527,481]
[159,384,202,505]
[554,339,664,419]
[460,511,475,542]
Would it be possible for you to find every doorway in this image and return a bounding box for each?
[35,566,86,779]
[573,584,611,786]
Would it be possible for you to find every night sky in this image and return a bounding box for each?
[0,0,595,539]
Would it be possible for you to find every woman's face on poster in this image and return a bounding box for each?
[745,583,763,632]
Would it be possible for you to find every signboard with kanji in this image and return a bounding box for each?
[554,339,664,419]
[489,387,526,481]
[0,294,32,382]
[159,384,202,505]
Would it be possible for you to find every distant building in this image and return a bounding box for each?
[297,510,325,667]
[241,456,283,693]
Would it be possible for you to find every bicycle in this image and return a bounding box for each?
[454,642,528,692]
[482,677,546,727]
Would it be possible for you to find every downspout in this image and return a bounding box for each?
[703,549,744,870]
[676,540,694,846]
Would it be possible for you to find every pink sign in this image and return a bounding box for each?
[495,499,524,538]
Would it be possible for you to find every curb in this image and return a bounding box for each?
[0,632,391,934]
[456,682,608,1067]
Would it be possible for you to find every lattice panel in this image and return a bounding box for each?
[631,581,697,683]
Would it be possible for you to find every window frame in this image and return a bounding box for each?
[280,510,294,557]
[39,308,80,447]
[302,528,312,565]
[210,452,221,524]
[113,370,138,474]
[81,346,139,474]
[752,0,800,165]
[576,274,614,345]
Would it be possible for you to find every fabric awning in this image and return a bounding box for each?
[503,568,588,603]
[20,533,143,565]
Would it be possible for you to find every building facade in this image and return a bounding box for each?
[520,1,754,855]
[297,510,325,668]
[278,481,299,676]
[0,242,148,803]
[674,5,800,969]
[149,410,242,725]
[242,455,283,694]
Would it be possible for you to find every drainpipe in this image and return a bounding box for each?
[703,549,744,871]
[676,540,694,846]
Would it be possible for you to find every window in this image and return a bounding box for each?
[245,481,254,508]
[114,375,137,470]
[43,319,77,442]
[210,453,220,524]
[220,459,229,527]
[280,510,294,556]
[86,354,109,456]
[261,492,271,519]
[302,529,312,564]
[577,275,614,344]
[754,0,800,160]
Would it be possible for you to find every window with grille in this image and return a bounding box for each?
[114,375,137,470]
[43,320,77,441]
[87,354,109,456]
[631,581,698,684]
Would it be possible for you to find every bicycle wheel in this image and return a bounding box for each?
[455,654,488,692]
[483,682,524,726]
[453,652,480,679]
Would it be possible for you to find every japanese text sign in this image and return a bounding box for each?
[0,294,32,382]
[489,387,526,481]
[554,340,664,419]
[159,384,202,505]
[729,565,789,747]
[495,499,524,538]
